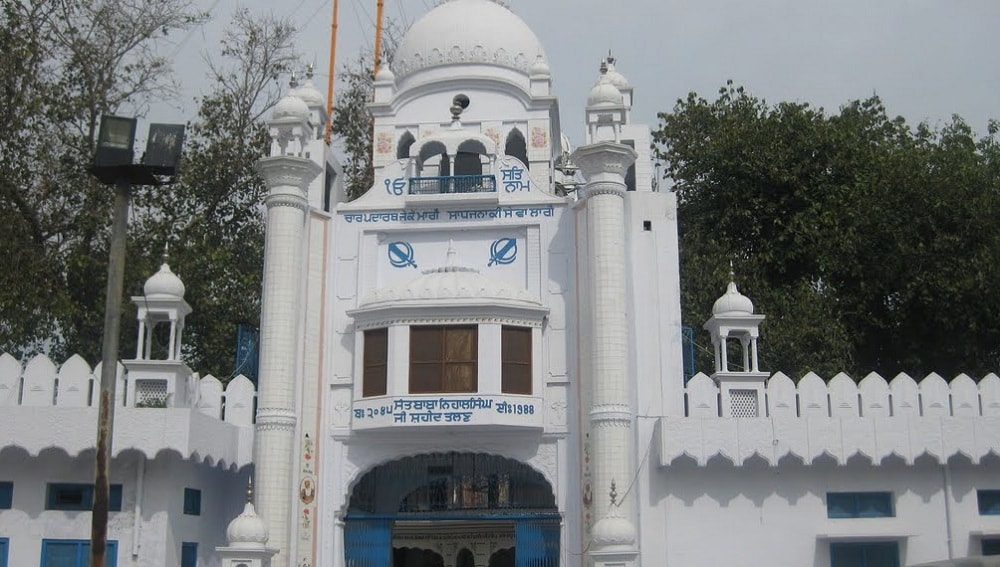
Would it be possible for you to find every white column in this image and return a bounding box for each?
[253,155,322,567]
[572,141,639,565]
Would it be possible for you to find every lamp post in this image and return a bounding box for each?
[88,115,185,567]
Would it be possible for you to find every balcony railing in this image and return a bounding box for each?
[409,175,497,195]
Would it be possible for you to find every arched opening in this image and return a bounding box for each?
[456,548,475,567]
[417,141,450,177]
[397,131,416,160]
[489,548,515,567]
[455,139,488,177]
[504,129,528,169]
[345,453,559,567]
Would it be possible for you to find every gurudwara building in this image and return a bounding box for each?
[2,1,1000,566]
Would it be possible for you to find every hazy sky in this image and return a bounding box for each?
[156,0,1000,145]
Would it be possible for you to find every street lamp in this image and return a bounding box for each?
[88,115,185,567]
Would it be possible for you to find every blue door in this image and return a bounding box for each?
[344,519,392,567]
[0,538,8,567]
[40,539,117,567]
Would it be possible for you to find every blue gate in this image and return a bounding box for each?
[515,519,560,567]
[344,519,392,567]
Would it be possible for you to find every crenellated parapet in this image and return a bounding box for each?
[0,352,256,467]
[662,371,1000,467]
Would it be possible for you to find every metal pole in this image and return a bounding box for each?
[324,0,340,145]
[90,177,131,567]
[373,0,385,75]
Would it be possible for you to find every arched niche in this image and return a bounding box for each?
[504,129,528,170]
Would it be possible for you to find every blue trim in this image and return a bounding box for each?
[40,539,117,567]
[181,542,198,567]
[0,482,11,509]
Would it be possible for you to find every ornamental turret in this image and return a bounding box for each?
[703,268,768,417]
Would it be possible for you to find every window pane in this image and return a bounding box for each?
[109,484,123,512]
[502,363,531,395]
[410,363,442,393]
[184,488,201,516]
[979,490,1000,515]
[443,362,477,392]
[858,493,893,518]
[41,542,79,567]
[0,482,11,509]
[363,329,387,364]
[502,327,531,361]
[502,327,531,395]
[863,542,900,567]
[983,539,1000,556]
[444,327,476,361]
[830,543,864,567]
[411,327,443,362]
[826,493,854,518]
[363,330,388,397]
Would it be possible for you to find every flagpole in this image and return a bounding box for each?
[324,0,340,144]
[373,0,385,75]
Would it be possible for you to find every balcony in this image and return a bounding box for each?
[409,174,497,195]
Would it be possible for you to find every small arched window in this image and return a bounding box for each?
[396,131,415,159]
[505,129,529,170]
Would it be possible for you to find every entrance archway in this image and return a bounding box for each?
[344,453,559,567]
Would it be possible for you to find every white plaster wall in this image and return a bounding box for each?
[0,450,245,567]
[646,460,1000,567]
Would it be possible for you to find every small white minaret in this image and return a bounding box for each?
[253,81,323,567]
[585,58,627,145]
[217,480,278,567]
[573,87,639,564]
[123,255,195,407]
[703,269,768,417]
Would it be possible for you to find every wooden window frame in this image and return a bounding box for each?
[501,326,532,395]
[409,326,478,394]
[362,329,389,397]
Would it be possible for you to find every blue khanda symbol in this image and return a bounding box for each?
[488,238,518,267]
[388,241,417,269]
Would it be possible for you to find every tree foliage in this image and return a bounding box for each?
[131,10,299,377]
[1,2,298,378]
[329,22,400,200]
[654,82,1000,378]
[0,0,206,360]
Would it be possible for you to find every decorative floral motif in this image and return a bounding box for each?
[376,132,393,155]
[531,126,548,150]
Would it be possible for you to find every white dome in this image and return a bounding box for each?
[375,65,396,83]
[144,263,185,299]
[592,512,637,550]
[605,61,631,91]
[226,502,269,548]
[296,78,325,109]
[712,281,755,315]
[529,55,550,77]
[587,79,624,108]
[393,0,548,79]
[361,266,540,308]
[271,92,310,122]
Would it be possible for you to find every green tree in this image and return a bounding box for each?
[129,10,300,378]
[654,83,1000,379]
[0,0,206,360]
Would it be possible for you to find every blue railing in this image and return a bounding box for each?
[409,174,497,195]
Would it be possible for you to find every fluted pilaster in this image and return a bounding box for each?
[572,142,640,564]
[253,155,322,567]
